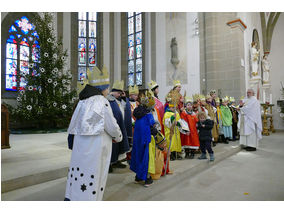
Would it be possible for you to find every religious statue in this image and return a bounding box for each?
[170,37,180,69]
[262,55,270,84]
[251,42,260,77]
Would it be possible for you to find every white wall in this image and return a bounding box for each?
[269,13,284,130]
[156,12,200,104]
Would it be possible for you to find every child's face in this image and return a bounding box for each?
[223,101,228,106]
[199,116,206,122]
[169,107,175,112]
[186,103,192,111]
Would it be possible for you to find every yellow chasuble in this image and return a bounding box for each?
[163,111,182,152]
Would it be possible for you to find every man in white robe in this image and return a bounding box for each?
[238,89,262,151]
[65,67,122,201]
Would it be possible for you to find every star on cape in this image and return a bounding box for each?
[81,184,87,192]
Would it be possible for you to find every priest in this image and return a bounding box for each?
[238,89,262,151]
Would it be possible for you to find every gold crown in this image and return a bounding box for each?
[240,96,245,100]
[229,97,235,102]
[87,66,110,87]
[223,96,229,102]
[206,94,212,100]
[184,96,193,104]
[129,84,139,95]
[148,80,158,90]
[192,94,200,102]
[200,94,206,101]
[112,80,124,91]
[140,90,156,109]
[173,80,181,87]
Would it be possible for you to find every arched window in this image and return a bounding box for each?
[127,12,143,86]
[5,16,39,91]
[77,12,97,81]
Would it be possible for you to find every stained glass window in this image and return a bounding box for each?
[78,12,97,81]
[127,12,143,86]
[5,16,39,91]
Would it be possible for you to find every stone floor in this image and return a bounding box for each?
[1,131,284,201]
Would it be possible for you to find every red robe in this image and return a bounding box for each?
[180,110,200,149]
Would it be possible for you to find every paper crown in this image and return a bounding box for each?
[215,97,220,103]
[193,94,200,102]
[199,94,206,101]
[229,97,235,102]
[112,80,124,91]
[206,94,212,100]
[184,96,193,104]
[240,96,245,101]
[148,80,158,90]
[129,84,139,95]
[223,96,229,102]
[173,80,181,87]
[210,89,216,95]
[140,90,156,109]
[77,77,89,95]
[87,66,110,87]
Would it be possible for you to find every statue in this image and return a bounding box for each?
[251,42,260,77]
[170,37,180,69]
[262,55,270,84]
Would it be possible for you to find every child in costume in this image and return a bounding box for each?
[127,84,140,164]
[220,96,233,143]
[163,89,188,161]
[205,95,219,146]
[197,112,215,161]
[216,97,225,143]
[180,96,200,159]
[229,97,239,141]
[130,90,159,187]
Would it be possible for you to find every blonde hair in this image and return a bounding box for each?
[197,111,207,120]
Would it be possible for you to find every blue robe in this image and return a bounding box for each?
[130,113,155,181]
[108,97,132,163]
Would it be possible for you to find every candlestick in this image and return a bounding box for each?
[270,94,272,104]
[263,91,266,103]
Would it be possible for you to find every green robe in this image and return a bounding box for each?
[220,105,232,126]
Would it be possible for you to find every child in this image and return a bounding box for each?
[229,97,239,141]
[216,98,225,143]
[180,97,200,159]
[220,96,233,143]
[196,112,215,161]
[130,91,158,187]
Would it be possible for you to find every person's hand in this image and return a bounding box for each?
[180,107,185,112]
[202,124,205,128]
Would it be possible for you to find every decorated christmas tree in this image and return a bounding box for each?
[9,13,77,129]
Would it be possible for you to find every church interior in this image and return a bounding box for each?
[2,11,284,131]
[1,0,284,205]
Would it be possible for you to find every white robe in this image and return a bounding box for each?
[65,95,122,201]
[238,96,262,148]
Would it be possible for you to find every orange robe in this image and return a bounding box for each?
[180,111,200,149]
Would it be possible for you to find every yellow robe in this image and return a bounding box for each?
[163,111,182,152]
[148,136,156,174]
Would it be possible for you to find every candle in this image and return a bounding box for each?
[263,91,266,103]
[270,94,272,104]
